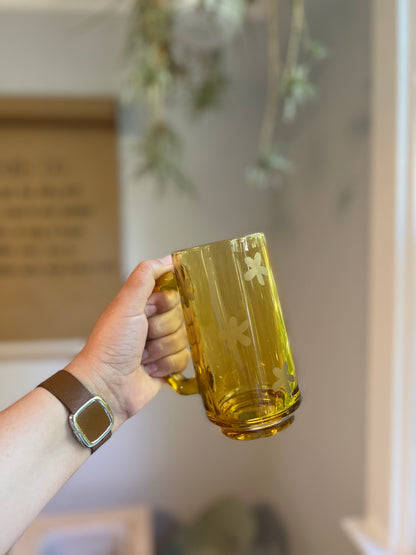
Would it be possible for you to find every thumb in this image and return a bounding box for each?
[116,256,174,316]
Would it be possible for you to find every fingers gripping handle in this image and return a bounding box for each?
[154,272,199,395]
[154,271,177,292]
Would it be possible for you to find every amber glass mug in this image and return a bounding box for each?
[156,233,301,440]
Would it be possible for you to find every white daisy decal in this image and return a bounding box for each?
[272,361,295,395]
[244,252,268,286]
[219,316,251,352]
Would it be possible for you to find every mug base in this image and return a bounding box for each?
[212,389,301,440]
[220,414,295,440]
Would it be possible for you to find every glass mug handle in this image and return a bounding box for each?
[153,272,199,395]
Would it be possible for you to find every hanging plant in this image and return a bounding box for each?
[123,0,327,193]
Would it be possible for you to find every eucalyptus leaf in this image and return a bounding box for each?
[281,65,316,121]
[305,40,328,62]
[137,122,194,194]
[190,52,228,114]
[246,148,293,190]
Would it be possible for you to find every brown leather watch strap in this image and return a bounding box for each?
[39,370,92,414]
[38,370,112,453]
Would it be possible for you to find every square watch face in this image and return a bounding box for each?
[72,397,113,446]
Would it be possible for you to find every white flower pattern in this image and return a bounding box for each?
[244,252,268,286]
[272,361,295,395]
[219,316,251,352]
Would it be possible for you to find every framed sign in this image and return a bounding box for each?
[0,98,122,349]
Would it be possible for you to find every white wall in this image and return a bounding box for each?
[0,3,369,554]
[267,1,369,553]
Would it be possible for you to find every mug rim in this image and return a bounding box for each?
[172,232,266,255]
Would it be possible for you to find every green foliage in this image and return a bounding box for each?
[137,122,194,195]
[190,51,228,114]
[124,0,176,110]
[281,65,316,121]
[246,147,293,190]
[305,39,328,62]
[124,0,326,194]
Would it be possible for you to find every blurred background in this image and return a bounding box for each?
[0,1,370,554]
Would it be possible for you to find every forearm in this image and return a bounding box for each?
[0,258,189,552]
[0,386,89,553]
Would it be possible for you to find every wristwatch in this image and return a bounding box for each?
[38,370,114,453]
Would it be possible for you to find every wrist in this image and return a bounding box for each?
[64,353,128,432]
